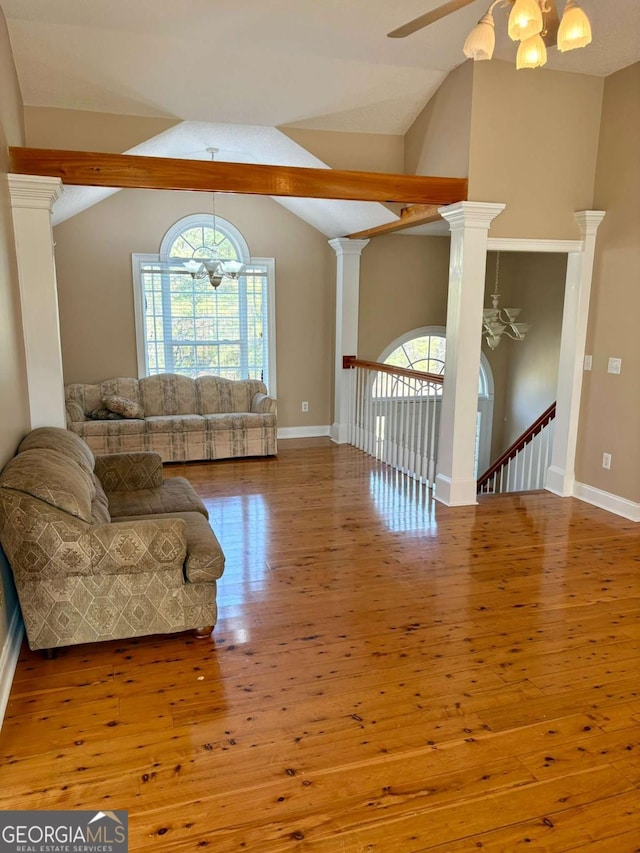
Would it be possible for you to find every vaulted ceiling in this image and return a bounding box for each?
[3,0,639,135]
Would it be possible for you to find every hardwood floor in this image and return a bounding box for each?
[2,439,640,851]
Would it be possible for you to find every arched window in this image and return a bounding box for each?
[382,329,446,377]
[132,215,276,392]
[378,327,494,476]
[378,327,447,398]
[160,213,249,264]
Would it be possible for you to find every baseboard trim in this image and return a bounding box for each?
[278,426,331,440]
[573,481,640,522]
[0,605,24,730]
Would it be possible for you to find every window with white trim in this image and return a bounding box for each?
[132,214,276,391]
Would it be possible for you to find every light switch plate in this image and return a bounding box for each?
[608,357,622,375]
[584,355,592,371]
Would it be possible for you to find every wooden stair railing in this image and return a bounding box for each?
[477,402,556,494]
[342,355,444,386]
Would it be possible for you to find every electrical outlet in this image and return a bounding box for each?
[608,357,622,375]
[602,452,612,470]
[583,355,592,371]
[301,401,309,412]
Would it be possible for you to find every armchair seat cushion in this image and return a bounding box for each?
[106,476,209,520]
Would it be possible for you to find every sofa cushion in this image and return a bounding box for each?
[116,511,224,583]
[103,395,145,419]
[196,376,267,414]
[0,449,95,524]
[139,374,198,416]
[106,476,209,519]
[145,415,206,433]
[18,426,95,475]
[204,412,276,431]
[70,419,146,437]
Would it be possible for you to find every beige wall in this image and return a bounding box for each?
[280,127,404,174]
[25,106,178,152]
[358,235,450,360]
[0,10,29,681]
[576,62,640,503]
[404,61,473,178]
[484,252,566,458]
[468,61,603,239]
[53,190,335,429]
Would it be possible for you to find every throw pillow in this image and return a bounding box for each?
[102,394,144,419]
[88,408,123,420]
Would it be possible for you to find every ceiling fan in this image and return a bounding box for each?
[387,0,592,70]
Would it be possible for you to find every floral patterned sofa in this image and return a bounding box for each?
[0,427,225,652]
[64,373,277,462]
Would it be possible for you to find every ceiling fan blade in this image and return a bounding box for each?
[387,0,479,38]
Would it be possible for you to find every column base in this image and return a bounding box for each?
[434,474,478,507]
[545,465,574,497]
[330,422,349,444]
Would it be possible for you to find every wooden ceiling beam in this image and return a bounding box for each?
[346,203,444,239]
[8,147,468,207]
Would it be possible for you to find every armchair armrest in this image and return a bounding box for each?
[94,452,164,492]
[251,392,277,415]
[87,518,187,575]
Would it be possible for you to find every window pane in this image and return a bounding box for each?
[218,344,240,368]
[194,292,215,314]
[385,347,410,368]
[172,317,195,340]
[170,235,197,257]
[195,317,215,341]
[172,345,196,370]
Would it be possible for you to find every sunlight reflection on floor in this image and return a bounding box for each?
[368,466,438,534]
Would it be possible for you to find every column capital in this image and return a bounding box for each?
[329,237,370,257]
[8,174,63,211]
[438,201,506,232]
[575,210,606,239]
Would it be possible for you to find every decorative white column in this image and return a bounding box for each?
[435,201,506,506]
[9,175,66,430]
[329,237,369,444]
[546,210,606,497]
